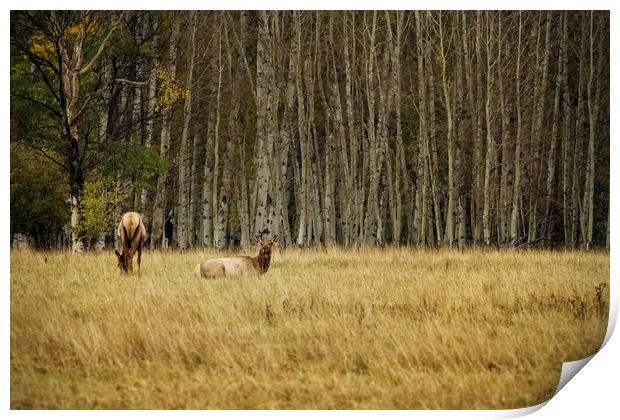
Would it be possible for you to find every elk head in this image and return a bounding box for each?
[253,235,279,257]
[114,249,128,273]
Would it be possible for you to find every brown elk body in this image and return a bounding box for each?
[115,212,146,274]
[193,236,279,279]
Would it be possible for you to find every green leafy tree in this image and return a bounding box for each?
[76,171,128,240]
[10,143,69,248]
[11,11,169,251]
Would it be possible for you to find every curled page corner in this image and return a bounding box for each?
[494,288,615,419]
[493,401,547,418]
[602,281,618,347]
[553,355,595,396]
[492,356,595,419]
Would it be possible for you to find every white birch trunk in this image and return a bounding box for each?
[438,12,455,245]
[482,13,495,246]
[175,11,197,249]
[151,18,180,248]
[140,33,159,220]
[510,12,523,245]
[545,14,565,244]
[201,107,216,247]
[497,17,510,245]
[254,11,275,237]
[582,12,603,250]
[188,132,200,245]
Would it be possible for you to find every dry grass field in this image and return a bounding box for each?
[10,247,609,409]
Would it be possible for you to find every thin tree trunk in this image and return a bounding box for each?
[342,12,357,246]
[560,12,573,245]
[131,21,144,212]
[140,33,159,222]
[482,12,495,246]
[188,132,200,246]
[454,14,467,248]
[461,12,477,244]
[572,14,588,248]
[151,17,180,248]
[384,11,405,245]
[527,12,552,245]
[473,11,484,243]
[293,12,309,247]
[213,23,229,249]
[582,12,603,250]
[329,13,350,245]
[176,11,197,249]
[239,146,251,248]
[201,105,216,247]
[425,31,442,245]
[272,13,292,246]
[254,11,276,237]
[497,16,510,245]
[363,11,380,245]
[415,11,429,245]
[438,12,455,246]
[544,14,564,245]
[510,12,523,245]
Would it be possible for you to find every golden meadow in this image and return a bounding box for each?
[10,248,609,409]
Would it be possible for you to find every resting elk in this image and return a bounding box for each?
[193,235,279,279]
[115,211,147,274]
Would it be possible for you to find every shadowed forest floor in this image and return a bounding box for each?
[10,248,609,409]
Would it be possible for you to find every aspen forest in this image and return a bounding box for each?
[10,10,610,251]
[9,10,612,410]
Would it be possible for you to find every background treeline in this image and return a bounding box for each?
[10,11,609,250]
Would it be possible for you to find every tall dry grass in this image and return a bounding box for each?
[10,247,609,409]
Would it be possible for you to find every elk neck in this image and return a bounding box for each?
[252,250,271,274]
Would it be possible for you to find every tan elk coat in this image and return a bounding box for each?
[115,212,146,274]
[193,236,278,278]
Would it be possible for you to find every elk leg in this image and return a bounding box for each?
[137,245,142,276]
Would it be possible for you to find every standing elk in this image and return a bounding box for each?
[193,235,279,279]
[115,211,146,274]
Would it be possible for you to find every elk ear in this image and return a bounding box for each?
[253,235,262,243]
[271,235,279,244]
